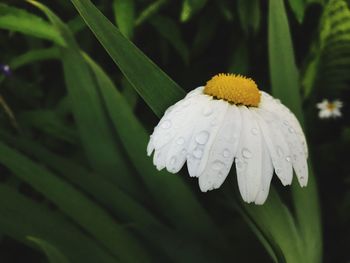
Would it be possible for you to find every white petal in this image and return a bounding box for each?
[254,139,274,205]
[198,105,242,192]
[334,100,343,108]
[255,109,293,186]
[260,92,308,158]
[147,136,155,156]
[151,88,207,151]
[332,109,342,117]
[279,122,308,186]
[186,99,229,178]
[235,106,263,203]
[316,100,328,110]
[319,109,331,118]
[153,142,172,171]
[164,96,208,173]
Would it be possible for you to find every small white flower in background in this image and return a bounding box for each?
[317,99,343,119]
[147,74,308,205]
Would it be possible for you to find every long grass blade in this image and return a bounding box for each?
[0,141,152,262]
[70,0,185,117]
[268,0,322,262]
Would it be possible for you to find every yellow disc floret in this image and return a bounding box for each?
[204,73,261,107]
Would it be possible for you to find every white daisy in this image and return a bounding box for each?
[147,74,308,204]
[316,99,343,119]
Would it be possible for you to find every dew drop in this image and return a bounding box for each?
[283,120,289,126]
[223,149,231,158]
[176,137,185,145]
[276,168,282,174]
[193,149,203,158]
[181,149,187,155]
[251,128,258,135]
[169,157,177,166]
[242,148,252,159]
[161,120,171,129]
[202,106,213,116]
[288,127,295,133]
[212,161,225,170]
[195,131,209,145]
[286,156,291,162]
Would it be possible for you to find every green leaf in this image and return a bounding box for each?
[241,189,303,262]
[0,185,117,263]
[28,0,141,195]
[237,0,261,35]
[150,15,189,65]
[191,14,219,57]
[11,47,60,68]
[216,0,234,22]
[0,3,63,45]
[228,41,250,75]
[84,55,227,246]
[287,0,306,23]
[0,47,59,85]
[18,110,78,144]
[303,0,350,96]
[268,0,322,262]
[180,0,207,22]
[135,0,168,26]
[121,77,139,108]
[0,140,151,262]
[113,0,135,39]
[268,0,303,120]
[27,237,70,263]
[0,130,166,236]
[70,0,185,117]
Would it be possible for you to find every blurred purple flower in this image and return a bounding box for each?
[0,64,12,76]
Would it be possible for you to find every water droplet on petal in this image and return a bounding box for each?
[283,120,289,126]
[169,157,177,166]
[176,137,185,145]
[193,149,203,158]
[286,156,291,162]
[288,127,294,133]
[242,148,252,159]
[212,161,225,170]
[161,120,171,129]
[202,106,213,116]
[223,149,230,158]
[195,131,209,145]
[276,168,281,174]
[251,128,258,135]
[181,149,187,155]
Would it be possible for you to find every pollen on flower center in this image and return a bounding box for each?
[204,73,261,107]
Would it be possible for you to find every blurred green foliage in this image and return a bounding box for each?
[0,0,349,262]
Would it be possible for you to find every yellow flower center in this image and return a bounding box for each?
[326,103,336,111]
[204,73,261,107]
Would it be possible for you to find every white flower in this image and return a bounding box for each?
[316,99,343,119]
[147,74,308,204]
